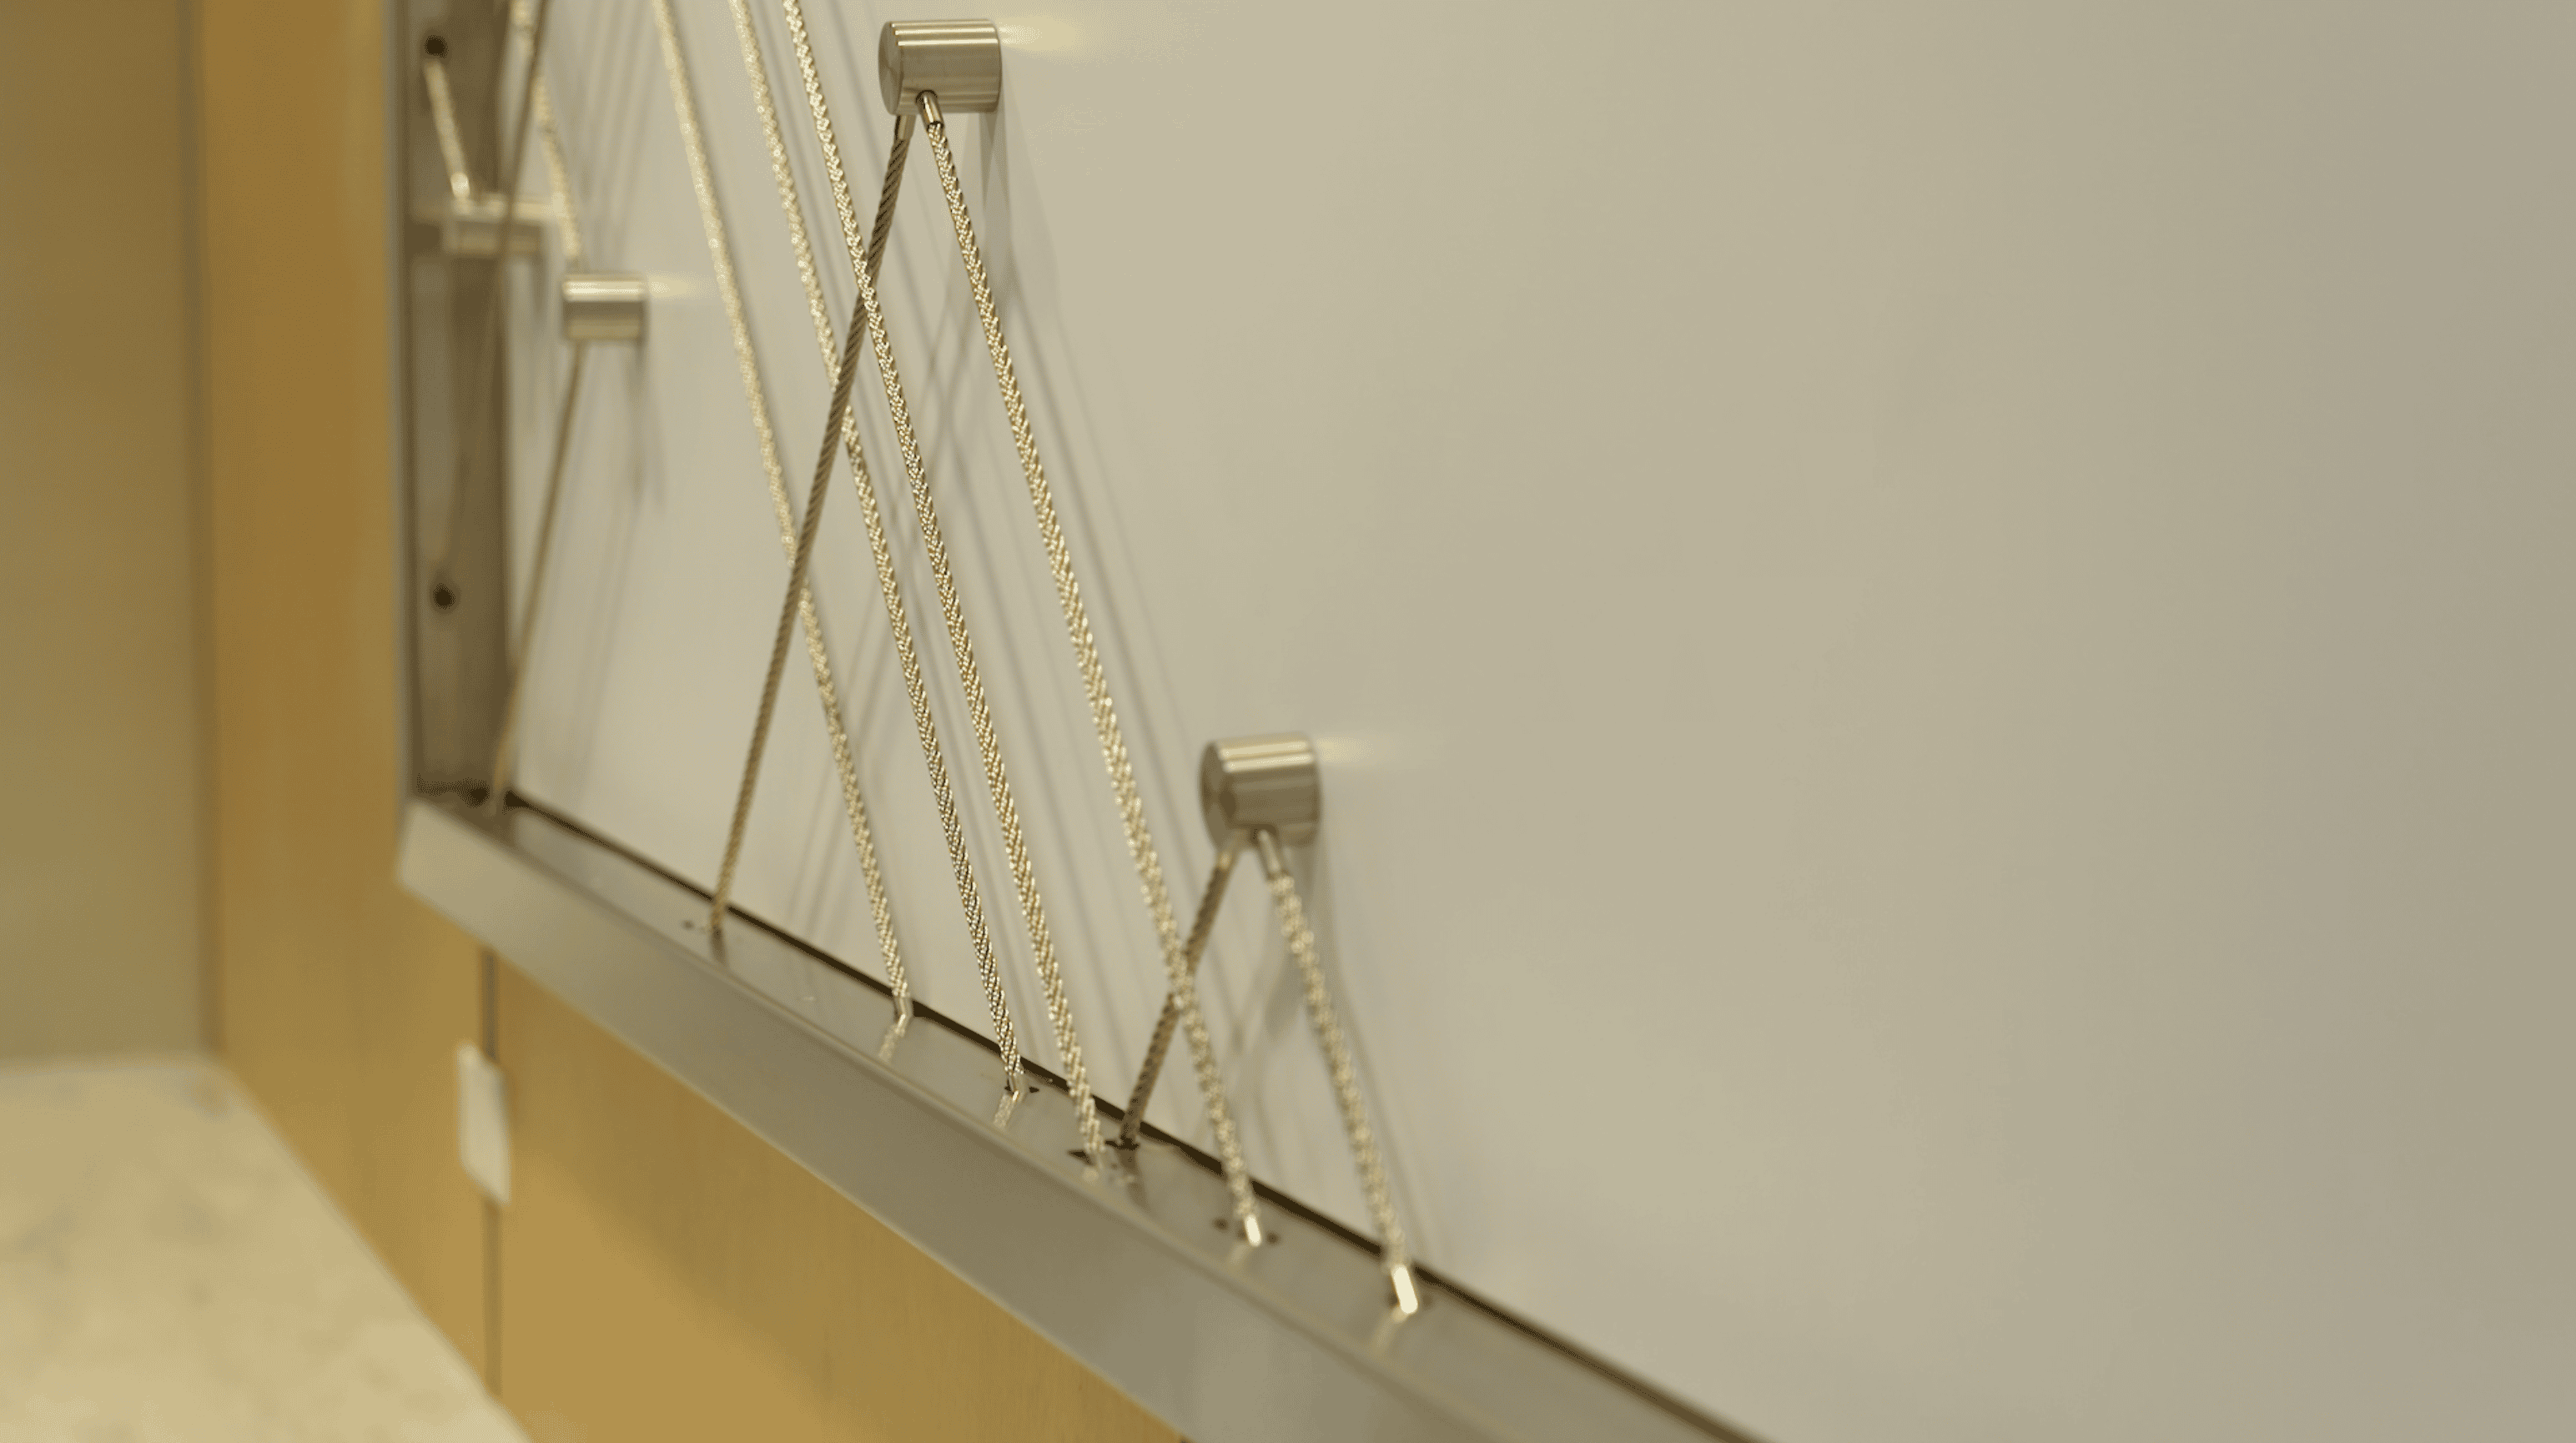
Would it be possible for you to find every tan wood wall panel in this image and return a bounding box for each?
[0,0,206,1060]
[194,0,488,1371]
[495,962,1182,1443]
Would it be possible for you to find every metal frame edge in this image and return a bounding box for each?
[396,797,1743,1443]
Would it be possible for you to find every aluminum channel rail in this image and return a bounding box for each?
[399,797,1744,1443]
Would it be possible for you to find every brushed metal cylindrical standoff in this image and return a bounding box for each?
[561,273,648,342]
[1200,735,1320,847]
[878,20,1002,116]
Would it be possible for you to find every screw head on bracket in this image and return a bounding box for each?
[1200,735,1321,847]
[561,273,648,343]
[878,20,1003,117]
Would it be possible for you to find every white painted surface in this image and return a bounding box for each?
[0,1060,524,1443]
[497,4,2576,1438]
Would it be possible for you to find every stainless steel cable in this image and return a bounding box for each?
[723,0,1015,1076]
[654,0,908,1029]
[422,48,474,206]
[1119,841,1236,1149]
[777,0,1104,1158]
[430,0,553,596]
[710,298,872,938]
[918,93,1260,1228]
[511,0,584,270]
[1252,830,1419,1311]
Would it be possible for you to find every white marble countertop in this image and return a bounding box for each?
[0,1058,525,1443]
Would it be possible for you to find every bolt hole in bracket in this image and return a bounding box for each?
[395,8,1749,1441]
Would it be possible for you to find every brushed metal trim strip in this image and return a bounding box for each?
[397,797,1742,1443]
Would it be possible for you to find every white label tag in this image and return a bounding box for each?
[455,1042,512,1206]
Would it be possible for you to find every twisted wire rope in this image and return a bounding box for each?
[725,0,1027,1080]
[652,0,908,1028]
[509,0,584,269]
[422,51,475,205]
[481,341,587,813]
[431,0,554,590]
[710,293,874,943]
[777,0,1104,1157]
[918,95,1262,1227]
[1118,842,1236,1149]
[473,5,1411,1289]
[1255,830,1416,1305]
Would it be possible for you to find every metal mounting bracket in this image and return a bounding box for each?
[560,273,647,342]
[878,19,1002,115]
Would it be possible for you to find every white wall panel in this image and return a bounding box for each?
[498,3,2576,1438]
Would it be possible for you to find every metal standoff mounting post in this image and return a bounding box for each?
[1201,735,1322,846]
[1119,736,1323,1149]
[1123,735,1421,1315]
[421,45,551,258]
[560,274,648,342]
[878,19,1003,115]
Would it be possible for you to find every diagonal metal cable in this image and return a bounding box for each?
[724,0,1019,1078]
[653,0,909,1028]
[1255,830,1420,1314]
[422,46,475,208]
[918,93,1262,1229]
[776,0,1103,1158]
[710,294,873,941]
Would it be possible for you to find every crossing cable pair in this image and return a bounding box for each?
[482,1,588,822]
[894,27,1424,1309]
[765,0,1109,1158]
[896,56,1269,1234]
[657,0,914,1047]
[695,0,1019,1082]
[667,6,1418,1310]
